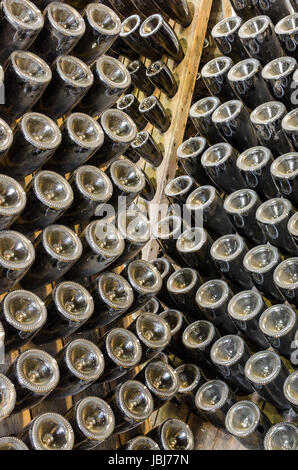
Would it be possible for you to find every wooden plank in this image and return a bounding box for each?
[221,0,233,18]
[142,0,213,261]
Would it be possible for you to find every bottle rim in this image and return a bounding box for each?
[128,259,162,294]
[283,370,298,406]
[243,244,280,274]
[101,109,137,143]
[66,114,104,150]
[21,112,61,150]
[164,175,194,198]
[175,363,202,393]
[186,185,217,211]
[0,174,26,216]
[250,101,286,125]
[30,412,75,450]
[117,209,150,244]
[211,335,245,366]
[195,379,229,411]
[42,224,82,262]
[3,0,44,31]
[189,96,221,119]
[0,120,13,154]
[196,279,230,309]
[256,197,292,225]
[65,339,105,382]
[117,380,154,421]
[84,220,124,257]
[262,56,297,80]
[275,13,298,35]
[259,304,297,338]
[74,165,113,202]
[16,349,60,394]
[211,15,242,38]
[264,422,298,450]
[53,281,94,322]
[126,436,160,450]
[47,1,85,37]
[167,267,199,294]
[159,309,184,336]
[244,350,281,385]
[136,312,171,349]
[152,214,182,239]
[225,400,261,437]
[87,2,121,36]
[3,289,47,332]
[201,56,233,78]
[237,146,272,171]
[273,258,298,291]
[105,328,142,368]
[288,212,298,237]
[0,230,35,270]
[182,320,216,350]
[224,188,259,215]
[270,152,298,180]
[210,234,245,261]
[227,290,264,321]
[120,14,141,37]
[0,436,28,450]
[0,373,16,420]
[238,15,271,39]
[212,100,243,124]
[11,51,52,84]
[76,396,115,442]
[96,55,131,89]
[228,58,261,82]
[33,171,73,210]
[56,55,94,88]
[144,361,179,398]
[139,13,163,38]
[201,142,234,167]
[160,418,194,450]
[177,136,207,159]
[97,272,134,310]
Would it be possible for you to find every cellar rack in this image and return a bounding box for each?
[0,0,253,451]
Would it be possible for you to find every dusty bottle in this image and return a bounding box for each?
[176,227,220,278]
[50,339,105,399]
[189,97,223,145]
[256,198,298,255]
[21,225,82,290]
[236,146,280,200]
[245,350,291,410]
[0,230,35,295]
[131,131,164,167]
[146,60,178,98]
[148,419,194,450]
[243,244,284,300]
[195,280,238,334]
[44,114,104,175]
[201,56,236,102]
[211,335,254,395]
[19,412,74,450]
[0,175,26,230]
[31,2,85,64]
[77,272,133,332]
[0,113,61,181]
[0,290,47,353]
[135,360,179,410]
[167,268,202,319]
[117,94,147,131]
[0,0,44,65]
[0,437,28,450]
[76,56,131,117]
[60,166,113,225]
[283,371,298,414]
[195,379,236,431]
[1,51,52,125]
[270,153,298,208]
[225,400,271,450]
[238,16,285,66]
[127,59,155,95]
[228,58,273,110]
[6,349,60,413]
[107,380,153,435]
[228,290,269,349]
[212,16,248,62]
[88,110,137,167]
[259,304,297,359]
[0,373,16,423]
[186,185,234,236]
[175,363,205,411]
[139,14,184,63]
[33,281,94,345]
[212,100,259,153]
[35,55,94,120]
[224,189,266,245]
[139,95,171,133]
[264,422,298,451]
[275,14,298,61]
[120,15,161,61]
[273,258,298,307]
[72,3,121,65]
[201,143,247,194]
[65,396,115,449]
[177,136,212,186]
[282,108,298,152]
[94,328,142,384]
[210,234,254,289]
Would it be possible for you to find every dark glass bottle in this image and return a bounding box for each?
[275,14,298,61]
[33,281,94,345]
[262,57,297,110]
[44,114,104,175]
[0,175,26,230]
[175,363,205,411]
[228,58,273,111]
[229,0,259,21]
[201,143,247,194]
[259,304,297,360]
[13,171,73,237]
[0,373,16,423]
[0,230,35,295]
[264,422,298,451]
[146,60,178,98]
[225,400,271,450]
[30,2,85,64]
[182,320,221,365]
[75,56,131,117]
[117,94,147,131]
[139,95,171,133]
[88,111,137,167]
[282,108,298,151]
[165,175,197,207]
[274,258,298,307]
[243,244,284,301]
[0,290,47,353]
[189,97,222,145]
[124,436,160,450]
[72,3,121,65]
[6,349,60,413]
[167,267,202,319]
[50,339,105,399]
[151,257,176,309]
[120,14,161,61]
[154,0,193,27]
[254,0,291,26]
[1,51,52,125]
[283,371,298,414]
[77,272,134,332]
[238,16,284,66]
[18,412,74,450]
[0,437,28,450]
[211,335,254,395]
[152,215,185,266]
[131,131,164,167]
[288,212,298,247]
[0,118,13,164]
[0,113,61,181]
[177,136,211,186]
[244,350,291,410]
[34,55,94,120]
[227,290,269,349]
[159,308,189,355]
[224,189,266,245]
[211,16,248,62]
[195,280,238,334]
[270,153,298,207]
[65,397,115,450]
[127,59,155,95]
[236,146,279,200]
[201,56,236,102]
[256,198,298,255]
[0,0,44,65]
[210,234,254,290]
[147,419,194,450]
[186,185,234,236]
